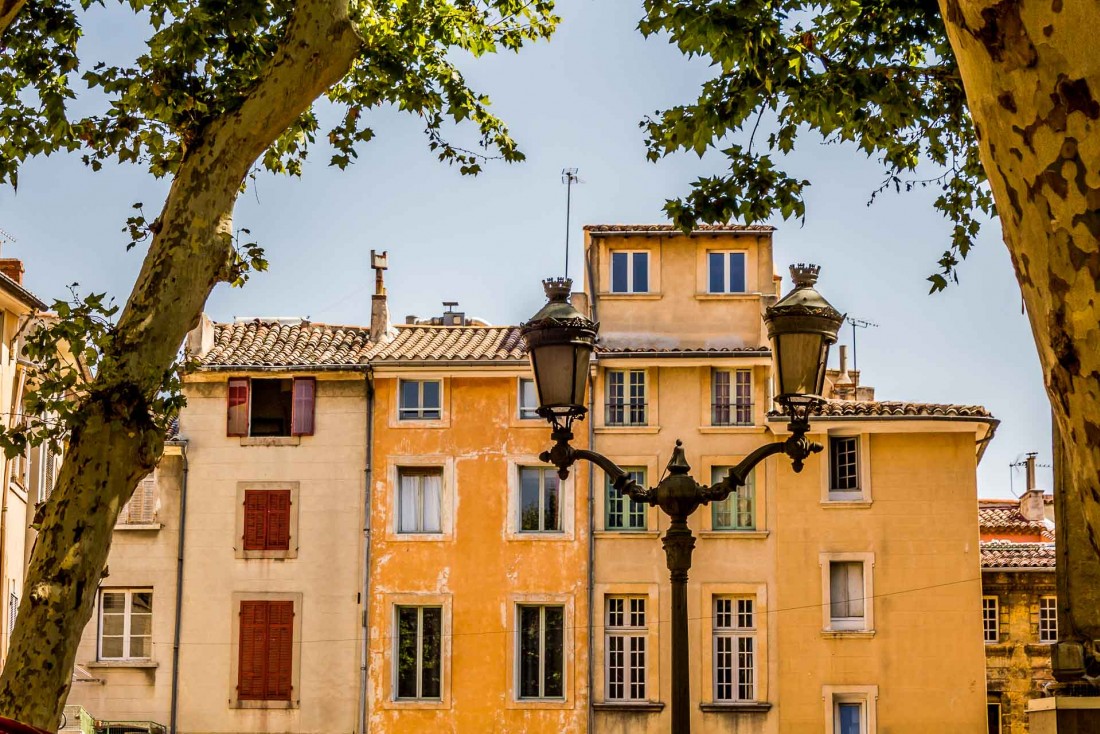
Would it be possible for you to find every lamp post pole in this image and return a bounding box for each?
[523,265,843,734]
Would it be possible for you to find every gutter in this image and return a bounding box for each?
[595,350,770,359]
[169,438,189,734]
[585,242,598,734]
[358,370,375,734]
[0,362,25,663]
[0,273,46,311]
[981,567,1056,573]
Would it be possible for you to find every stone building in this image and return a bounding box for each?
[63,225,997,733]
[980,470,1056,734]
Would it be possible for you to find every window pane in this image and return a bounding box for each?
[728,252,746,292]
[709,252,725,293]
[422,381,441,413]
[400,381,419,412]
[632,253,648,293]
[398,474,419,533]
[421,608,442,699]
[133,592,152,614]
[130,635,151,658]
[519,606,541,697]
[101,636,124,658]
[830,437,860,491]
[544,607,564,697]
[543,472,560,531]
[130,613,152,637]
[838,702,862,734]
[520,468,541,531]
[611,252,628,293]
[421,473,442,533]
[830,563,850,618]
[396,607,419,698]
[102,592,126,614]
[606,481,624,529]
[520,379,538,418]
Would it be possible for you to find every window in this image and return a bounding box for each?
[708,251,747,294]
[227,377,316,437]
[988,703,1001,734]
[39,444,57,501]
[712,369,752,426]
[99,589,152,660]
[824,686,877,734]
[829,561,865,630]
[714,597,756,702]
[606,596,646,701]
[238,600,294,701]
[517,604,564,699]
[607,370,646,426]
[398,379,442,421]
[1040,595,1058,642]
[119,470,157,525]
[7,592,16,636]
[835,701,866,734]
[395,606,442,700]
[519,467,560,532]
[829,436,860,497]
[243,489,292,550]
[610,251,649,293]
[397,468,443,534]
[519,378,539,420]
[711,466,755,531]
[982,596,999,643]
[606,468,647,531]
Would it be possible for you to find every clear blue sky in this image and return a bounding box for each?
[0,0,1050,497]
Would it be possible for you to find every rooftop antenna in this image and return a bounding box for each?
[0,227,15,253]
[1009,452,1051,498]
[562,168,581,278]
[844,316,878,373]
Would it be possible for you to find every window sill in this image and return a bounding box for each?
[236,549,300,560]
[597,292,663,301]
[230,699,298,710]
[596,426,661,435]
[508,532,573,542]
[697,425,765,434]
[240,436,300,447]
[86,660,158,669]
[693,293,761,301]
[382,699,451,711]
[594,530,660,539]
[821,629,876,639]
[115,523,162,531]
[387,533,452,543]
[698,530,769,540]
[1026,643,1055,655]
[699,701,772,713]
[821,499,873,509]
[593,701,665,712]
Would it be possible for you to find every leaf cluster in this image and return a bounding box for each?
[640,0,992,290]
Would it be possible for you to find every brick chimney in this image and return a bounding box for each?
[370,250,392,342]
[0,259,25,285]
[1019,453,1047,522]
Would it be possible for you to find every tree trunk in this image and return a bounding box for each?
[939,0,1100,642]
[0,0,361,727]
[0,0,26,39]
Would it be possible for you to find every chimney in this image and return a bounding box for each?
[370,250,392,342]
[1019,452,1047,522]
[834,345,855,400]
[0,259,24,285]
[185,312,215,359]
[441,302,465,327]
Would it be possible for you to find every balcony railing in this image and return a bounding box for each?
[606,402,648,427]
[712,402,754,427]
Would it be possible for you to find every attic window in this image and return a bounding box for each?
[227,377,315,437]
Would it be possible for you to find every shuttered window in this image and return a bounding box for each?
[119,471,157,525]
[238,600,294,701]
[291,377,316,436]
[41,446,56,501]
[227,378,250,436]
[243,490,292,551]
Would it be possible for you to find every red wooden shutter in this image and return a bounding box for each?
[266,491,292,550]
[267,601,295,700]
[227,378,251,436]
[242,492,268,551]
[291,377,315,436]
[238,601,269,700]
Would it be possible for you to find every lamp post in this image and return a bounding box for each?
[521,264,844,734]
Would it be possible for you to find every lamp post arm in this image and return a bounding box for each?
[539,429,656,504]
[701,430,824,502]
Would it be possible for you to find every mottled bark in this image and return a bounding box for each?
[0,0,26,39]
[939,1,1100,642]
[0,0,362,728]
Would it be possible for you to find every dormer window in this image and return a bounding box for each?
[708,251,747,294]
[227,377,315,437]
[611,251,649,294]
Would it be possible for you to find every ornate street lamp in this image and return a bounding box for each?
[521,264,843,734]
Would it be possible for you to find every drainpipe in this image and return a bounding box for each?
[358,369,375,734]
[169,440,189,734]
[585,241,599,734]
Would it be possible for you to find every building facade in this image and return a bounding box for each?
[64,225,997,733]
[980,478,1057,734]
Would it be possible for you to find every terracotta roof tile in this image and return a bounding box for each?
[979,501,1055,541]
[199,320,373,367]
[980,541,1056,569]
[597,345,769,355]
[767,400,994,420]
[584,223,775,234]
[368,325,526,362]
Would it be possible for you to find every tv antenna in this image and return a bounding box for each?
[1009,452,1051,498]
[562,168,581,278]
[845,316,878,372]
[0,227,15,250]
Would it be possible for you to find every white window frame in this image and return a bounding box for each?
[706,250,748,294]
[610,250,650,294]
[393,604,444,701]
[1039,595,1058,642]
[518,378,539,420]
[823,685,878,734]
[712,368,753,426]
[713,596,756,702]
[982,596,999,643]
[396,467,444,534]
[515,604,566,701]
[606,369,647,427]
[605,596,647,701]
[517,466,562,533]
[820,553,875,634]
[398,379,442,421]
[98,588,153,661]
[822,433,871,503]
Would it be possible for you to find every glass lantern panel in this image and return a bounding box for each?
[532,344,583,409]
[774,332,825,397]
